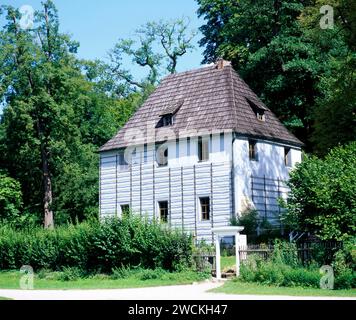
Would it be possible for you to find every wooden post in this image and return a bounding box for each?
[130,163,133,210]
[181,166,184,233]
[99,156,102,217]
[152,162,155,219]
[210,162,214,243]
[263,175,267,219]
[215,235,221,280]
[169,167,172,227]
[235,233,240,277]
[140,152,142,217]
[115,154,118,217]
[194,165,197,243]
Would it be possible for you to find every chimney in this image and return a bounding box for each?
[215,58,231,69]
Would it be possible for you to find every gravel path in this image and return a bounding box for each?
[0,281,355,300]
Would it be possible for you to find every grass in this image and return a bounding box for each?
[212,280,356,297]
[218,255,356,297]
[0,270,209,290]
[221,255,236,271]
[0,297,12,300]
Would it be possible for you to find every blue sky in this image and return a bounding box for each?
[1,0,205,71]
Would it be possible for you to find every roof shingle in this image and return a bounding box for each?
[100,62,303,151]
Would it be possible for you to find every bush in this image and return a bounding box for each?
[283,142,356,241]
[332,243,356,289]
[58,267,84,281]
[0,173,23,224]
[0,216,193,273]
[240,254,321,288]
[138,268,166,280]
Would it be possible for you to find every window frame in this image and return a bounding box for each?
[118,151,129,170]
[198,136,209,162]
[158,200,169,223]
[248,140,258,161]
[120,204,130,216]
[284,147,292,167]
[199,197,210,221]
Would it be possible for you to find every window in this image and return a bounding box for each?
[284,147,291,167]
[198,136,209,161]
[246,98,266,122]
[187,137,191,156]
[144,144,148,164]
[162,115,173,126]
[118,151,129,170]
[121,204,130,216]
[176,138,179,158]
[220,132,224,152]
[200,197,210,220]
[158,201,169,223]
[249,140,258,161]
[256,111,265,121]
[156,144,168,166]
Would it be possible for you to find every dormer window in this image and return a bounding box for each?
[162,114,173,126]
[157,99,184,128]
[256,110,265,122]
[246,98,266,122]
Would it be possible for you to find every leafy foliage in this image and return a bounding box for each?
[0,173,23,223]
[0,2,141,225]
[0,216,193,272]
[282,142,356,241]
[196,0,355,152]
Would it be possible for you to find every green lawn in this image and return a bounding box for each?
[221,256,236,271]
[0,270,209,290]
[218,255,356,297]
[212,280,356,297]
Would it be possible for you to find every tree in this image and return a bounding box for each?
[282,142,356,241]
[196,0,349,150]
[0,173,23,223]
[108,17,197,91]
[299,0,356,155]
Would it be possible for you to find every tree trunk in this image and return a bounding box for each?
[42,145,54,229]
[37,117,54,229]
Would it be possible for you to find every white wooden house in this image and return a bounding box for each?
[99,60,303,242]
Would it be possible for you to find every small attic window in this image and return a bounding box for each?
[156,99,184,128]
[256,111,265,122]
[162,114,173,126]
[246,98,266,122]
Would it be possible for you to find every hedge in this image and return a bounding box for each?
[0,216,193,273]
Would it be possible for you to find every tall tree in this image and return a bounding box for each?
[300,0,356,155]
[108,17,197,91]
[196,0,349,150]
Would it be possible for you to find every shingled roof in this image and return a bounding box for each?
[100,60,303,152]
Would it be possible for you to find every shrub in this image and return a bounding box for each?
[0,173,23,224]
[138,268,166,280]
[282,267,320,288]
[283,142,356,241]
[111,265,133,279]
[57,267,84,281]
[0,216,193,273]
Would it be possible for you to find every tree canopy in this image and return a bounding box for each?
[197,0,355,153]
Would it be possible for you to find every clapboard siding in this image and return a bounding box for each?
[100,133,301,242]
[100,149,233,242]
